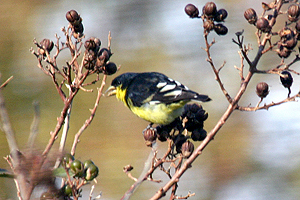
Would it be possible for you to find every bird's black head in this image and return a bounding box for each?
[111,72,138,89]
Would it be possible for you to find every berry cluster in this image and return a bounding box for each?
[40,153,99,199]
[61,153,99,198]
[66,10,84,37]
[83,37,117,75]
[244,3,300,58]
[185,2,228,36]
[143,104,208,158]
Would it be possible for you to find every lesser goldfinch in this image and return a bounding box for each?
[106,72,211,125]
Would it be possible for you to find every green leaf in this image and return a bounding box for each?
[52,167,74,178]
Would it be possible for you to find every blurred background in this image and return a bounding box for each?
[1,0,300,199]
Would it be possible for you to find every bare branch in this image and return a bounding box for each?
[27,101,40,148]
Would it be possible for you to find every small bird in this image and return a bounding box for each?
[106,72,211,125]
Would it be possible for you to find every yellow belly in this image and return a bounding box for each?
[129,101,186,125]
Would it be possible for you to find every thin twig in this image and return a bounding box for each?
[0,76,13,89]
[70,75,107,155]
[27,101,40,148]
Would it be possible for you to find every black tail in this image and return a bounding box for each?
[194,94,211,102]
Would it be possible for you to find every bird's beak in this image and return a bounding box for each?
[105,86,116,97]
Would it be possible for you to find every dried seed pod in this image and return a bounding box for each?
[288,4,300,22]
[185,4,199,18]
[38,39,54,56]
[244,8,257,25]
[84,37,101,52]
[214,23,228,35]
[256,82,269,98]
[66,10,80,23]
[181,140,194,158]
[143,127,157,146]
[203,20,214,32]
[279,27,294,38]
[279,28,297,49]
[203,2,217,17]
[256,17,271,32]
[214,8,228,22]
[284,37,297,50]
[280,71,293,88]
[83,50,97,70]
[277,44,292,58]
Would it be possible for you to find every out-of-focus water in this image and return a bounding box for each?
[0,0,300,199]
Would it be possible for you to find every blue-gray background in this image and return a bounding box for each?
[0,0,300,199]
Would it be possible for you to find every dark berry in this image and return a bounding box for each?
[280,71,293,88]
[214,9,228,22]
[98,48,112,63]
[185,4,199,18]
[191,128,207,141]
[214,23,228,35]
[103,62,117,75]
[73,23,84,34]
[256,17,270,32]
[256,82,269,98]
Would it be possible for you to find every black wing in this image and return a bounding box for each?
[126,72,211,107]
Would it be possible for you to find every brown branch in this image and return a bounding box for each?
[203,32,232,103]
[70,75,107,155]
[121,140,173,200]
[42,88,78,158]
[27,101,40,148]
[237,92,300,111]
[0,75,13,89]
